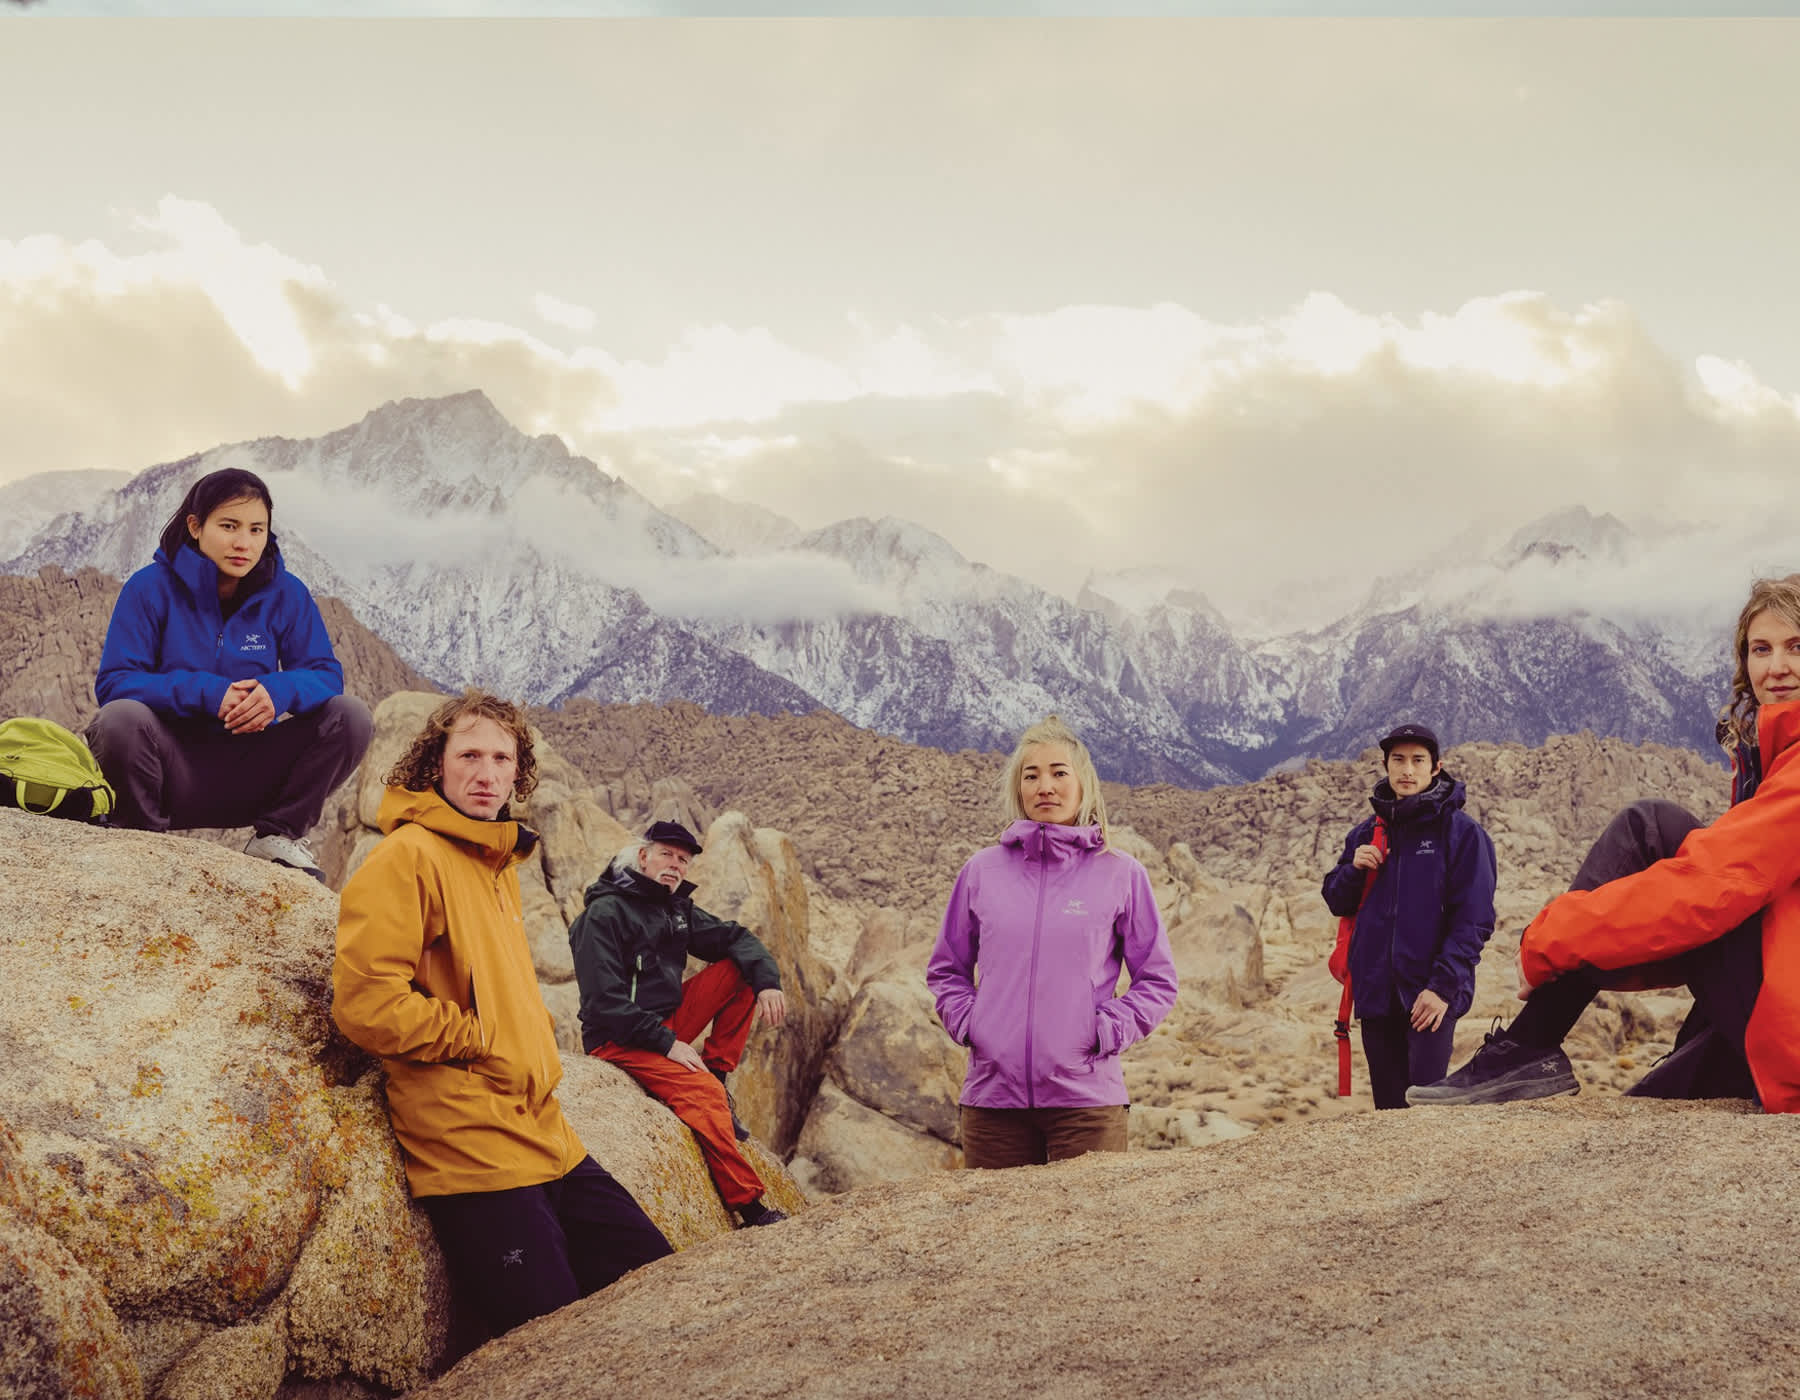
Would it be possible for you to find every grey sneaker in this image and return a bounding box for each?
[243,832,326,884]
[1405,1022,1580,1106]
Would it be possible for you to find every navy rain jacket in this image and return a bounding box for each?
[95,544,344,721]
[1321,770,1497,1020]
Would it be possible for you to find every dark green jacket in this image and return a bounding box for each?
[568,863,783,1055]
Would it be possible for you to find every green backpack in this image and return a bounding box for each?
[0,717,116,822]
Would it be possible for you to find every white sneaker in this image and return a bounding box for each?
[243,832,326,883]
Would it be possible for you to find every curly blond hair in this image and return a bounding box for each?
[1718,574,1800,753]
[385,690,539,815]
[998,713,1110,845]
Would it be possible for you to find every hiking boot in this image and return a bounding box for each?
[710,1068,751,1141]
[243,832,326,884]
[1405,1021,1579,1106]
[737,1200,788,1229]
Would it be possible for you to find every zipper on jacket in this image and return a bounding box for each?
[1024,832,1050,1110]
[631,953,641,1005]
[1386,840,1402,1013]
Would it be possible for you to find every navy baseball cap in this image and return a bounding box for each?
[1378,723,1440,765]
[643,820,703,855]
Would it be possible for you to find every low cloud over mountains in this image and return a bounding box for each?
[1,391,1757,784]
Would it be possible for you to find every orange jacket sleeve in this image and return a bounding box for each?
[333,831,488,1063]
[1521,741,1800,988]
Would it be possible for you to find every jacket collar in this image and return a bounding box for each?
[999,820,1105,862]
[588,862,695,905]
[1370,770,1464,826]
[156,542,284,606]
[1758,699,1800,774]
[377,786,537,869]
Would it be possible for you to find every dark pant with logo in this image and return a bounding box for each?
[85,695,373,838]
[420,1156,674,1341]
[1510,800,1763,1100]
[1360,1012,1459,1110]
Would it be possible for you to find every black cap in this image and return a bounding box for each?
[1378,723,1439,765]
[643,820,703,855]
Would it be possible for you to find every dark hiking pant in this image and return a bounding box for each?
[1360,1012,1459,1110]
[1509,800,1763,1101]
[85,695,373,838]
[420,1156,674,1341]
[959,1104,1129,1169]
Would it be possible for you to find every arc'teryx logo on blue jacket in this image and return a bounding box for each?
[1321,771,1498,1020]
[95,544,345,721]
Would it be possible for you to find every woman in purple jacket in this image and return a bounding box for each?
[928,715,1180,1169]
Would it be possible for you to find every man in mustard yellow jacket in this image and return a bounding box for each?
[333,691,671,1340]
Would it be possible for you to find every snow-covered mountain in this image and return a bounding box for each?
[0,469,132,561]
[2,394,818,718]
[666,493,805,556]
[2,394,1745,784]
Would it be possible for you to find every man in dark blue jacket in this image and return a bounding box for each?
[1322,723,1498,1109]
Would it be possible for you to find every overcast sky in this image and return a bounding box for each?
[2,20,1798,617]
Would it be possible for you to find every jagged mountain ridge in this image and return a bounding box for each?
[1,393,1737,783]
[2,393,821,721]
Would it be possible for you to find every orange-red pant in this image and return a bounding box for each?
[590,959,766,1209]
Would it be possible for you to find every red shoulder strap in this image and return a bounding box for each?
[1333,817,1386,1098]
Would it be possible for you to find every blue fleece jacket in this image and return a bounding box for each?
[1321,771,1497,1021]
[95,544,345,721]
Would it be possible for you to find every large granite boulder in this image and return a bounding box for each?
[0,807,804,1400]
[683,812,850,1154]
[0,807,448,1398]
[410,1098,1791,1400]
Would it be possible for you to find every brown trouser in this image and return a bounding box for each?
[959,1104,1128,1170]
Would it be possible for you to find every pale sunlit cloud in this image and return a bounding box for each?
[533,292,598,334]
[5,197,1800,616]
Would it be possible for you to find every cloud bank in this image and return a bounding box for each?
[3,198,1798,617]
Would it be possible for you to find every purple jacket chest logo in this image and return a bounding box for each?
[1061,898,1086,916]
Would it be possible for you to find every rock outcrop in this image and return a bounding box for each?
[409,1097,1794,1400]
[0,806,804,1400]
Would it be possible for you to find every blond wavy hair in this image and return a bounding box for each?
[998,714,1110,844]
[1718,574,1800,753]
[385,690,539,816]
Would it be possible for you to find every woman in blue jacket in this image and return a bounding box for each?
[1321,723,1497,1109]
[85,468,373,881]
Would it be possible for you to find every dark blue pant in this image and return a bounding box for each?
[1510,800,1763,1101]
[420,1156,673,1341]
[1360,1012,1458,1110]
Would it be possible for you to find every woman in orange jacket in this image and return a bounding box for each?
[333,690,671,1340]
[1409,573,1800,1113]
